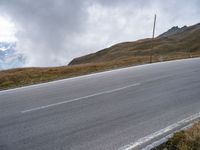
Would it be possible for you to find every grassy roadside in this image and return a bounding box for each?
[1,22,199,91]
[0,52,200,91]
[153,121,200,150]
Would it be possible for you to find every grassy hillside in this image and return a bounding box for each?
[0,60,149,90]
[0,63,116,90]
[69,23,200,65]
[0,23,200,90]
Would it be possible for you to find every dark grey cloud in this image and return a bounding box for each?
[0,0,200,67]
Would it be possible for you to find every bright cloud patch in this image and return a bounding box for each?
[0,16,16,42]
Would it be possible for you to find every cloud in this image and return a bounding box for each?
[0,0,199,67]
[0,15,16,42]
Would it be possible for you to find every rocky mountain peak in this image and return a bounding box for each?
[158,25,188,38]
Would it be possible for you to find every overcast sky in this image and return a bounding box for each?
[0,0,200,67]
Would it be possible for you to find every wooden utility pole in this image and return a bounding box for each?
[150,14,157,63]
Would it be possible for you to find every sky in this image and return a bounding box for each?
[0,15,16,42]
[0,0,200,67]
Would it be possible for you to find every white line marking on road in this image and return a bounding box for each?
[21,83,140,113]
[119,112,200,150]
[2,57,199,94]
[143,122,195,150]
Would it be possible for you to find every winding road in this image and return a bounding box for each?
[0,58,200,150]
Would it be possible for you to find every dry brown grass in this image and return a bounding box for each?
[69,23,200,65]
[0,64,109,90]
[153,121,200,150]
[0,51,200,91]
[1,23,200,90]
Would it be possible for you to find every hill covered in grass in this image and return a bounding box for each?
[0,23,200,90]
[69,23,200,65]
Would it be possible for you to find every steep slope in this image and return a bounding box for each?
[69,23,200,65]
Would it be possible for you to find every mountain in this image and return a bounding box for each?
[1,23,200,90]
[0,42,25,70]
[69,23,200,65]
[158,26,188,38]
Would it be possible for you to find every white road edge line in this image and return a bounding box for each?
[21,83,140,113]
[1,57,199,94]
[119,112,200,150]
[143,122,195,150]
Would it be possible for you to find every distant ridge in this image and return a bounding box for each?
[158,23,200,38]
[69,22,200,65]
[158,26,188,38]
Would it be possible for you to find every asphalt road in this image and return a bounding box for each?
[0,58,200,150]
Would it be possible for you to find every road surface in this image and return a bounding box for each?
[0,58,200,150]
